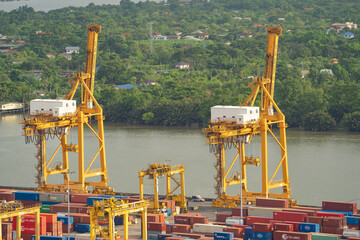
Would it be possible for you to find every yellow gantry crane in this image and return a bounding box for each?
[89,198,148,240]
[139,163,187,213]
[22,25,111,194]
[204,27,295,208]
[0,201,41,240]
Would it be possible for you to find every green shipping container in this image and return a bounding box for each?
[311,233,341,240]
[40,205,50,213]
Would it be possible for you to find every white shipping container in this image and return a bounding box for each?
[75,234,91,240]
[343,229,360,238]
[225,217,244,225]
[248,206,282,217]
[40,193,68,203]
[30,99,76,117]
[211,105,259,124]
[193,223,225,234]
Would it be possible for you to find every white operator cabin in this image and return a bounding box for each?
[30,99,76,117]
[211,105,260,124]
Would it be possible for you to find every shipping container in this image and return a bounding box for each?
[252,232,272,240]
[316,211,345,218]
[14,192,40,202]
[246,216,273,225]
[343,229,360,238]
[75,224,90,233]
[322,217,346,228]
[148,230,166,240]
[158,234,175,240]
[273,211,308,222]
[223,227,243,238]
[190,216,209,226]
[299,222,320,233]
[322,201,357,214]
[273,223,293,232]
[283,222,300,232]
[174,215,191,225]
[311,233,341,240]
[216,213,232,222]
[256,198,289,208]
[232,206,248,217]
[249,207,282,217]
[57,216,73,225]
[322,226,343,235]
[214,232,234,240]
[170,233,205,239]
[193,224,225,234]
[148,222,167,232]
[225,217,245,226]
[244,227,252,237]
[39,193,68,203]
[273,231,311,240]
[252,223,272,233]
[171,224,191,233]
[346,216,360,226]
[282,208,317,216]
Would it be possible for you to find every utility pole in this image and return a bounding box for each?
[149,22,153,54]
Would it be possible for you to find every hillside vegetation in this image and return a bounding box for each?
[0,0,360,131]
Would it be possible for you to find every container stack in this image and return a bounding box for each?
[148,199,360,240]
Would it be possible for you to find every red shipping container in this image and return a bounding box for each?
[246,216,273,225]
[0,192,15,201]
[323,217,346,228]
[166,224,172,234]
[223,227,242,238]
[292,206,322,212]
[273,223,294,232]
[70,193,99,203]
[347,238,360,240]
[305,216,324,225]
[211,222,227,226]
[270,220,285,225]
[232,206,248,217]
[50,203,88,214]
[171,233,205,239]
[147,214,164,223]
[183,213,202,217]
[46,222,57,233]
[20,200,38,207]
[273,211,308,222]
[172,224,191,233]
[252,223,272,233]
[317,212,345,218]
[283,221,301,231]
[190,216,208,226]
[12,215,47,235]
[230,224,250,237]
[62,224,73,233]
[174,215,191,225]
[348,225,360,230]
[256,198,289,208]
[147,222,166,232]
[322,226,344,235]
[322,201,357,214]
[274,231,311,240]
[21,232,34,240]
[216,212,232,222]
[282,208,316,216]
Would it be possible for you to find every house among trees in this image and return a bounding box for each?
[46,53,55,58]
[320,69,334,75]
[178,0,192,4]
[239,31,253,39]
[173,31,182,36]
[115,84,136,90]
[342,32,355,39]
[327,22,357,33]
[175,61,191,69]
[197,33,209,39]
[330,58,339,65]
[0,102,24,112]
[65,46,80,54]
[59,53,72,60]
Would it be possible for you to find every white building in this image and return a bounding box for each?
[65,47,80,54]
[30,99,76,117]
[211,105,260,124]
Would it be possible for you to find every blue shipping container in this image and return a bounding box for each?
[346,216,360,226]
[62,237,75,240]
[158,234,174,240]
[31,236,63,240]
[245,237,251,240]
[57,216,74,225]
[245,227,253,237]
[252,232,272,240]
[75,223,91,233]
[114,216,124,225]
[214,232,234,240]
[98,195,128,199]
[41,202,60,206]
[299,223,320,233]
[167,208,172,216]
[15,192,40,201]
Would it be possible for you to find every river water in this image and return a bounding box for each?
[1,113,360,207]
[0,0,159,12]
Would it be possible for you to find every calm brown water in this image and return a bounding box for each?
[1,113,360,206]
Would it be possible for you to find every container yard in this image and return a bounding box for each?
[1,190,360,240]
